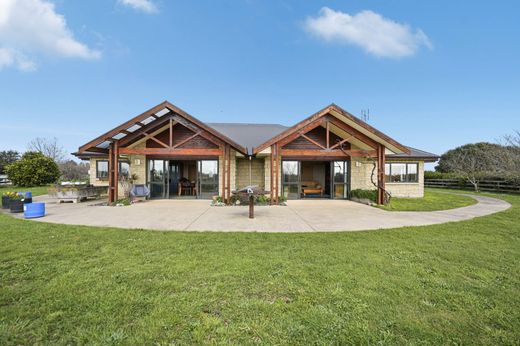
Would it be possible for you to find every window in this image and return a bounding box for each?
[119,161,130,178]
[385,163,419,183]
[96,160,109,179]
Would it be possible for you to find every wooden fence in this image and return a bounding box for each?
[425,179,520,193]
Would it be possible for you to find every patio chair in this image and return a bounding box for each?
[130,184,150,200]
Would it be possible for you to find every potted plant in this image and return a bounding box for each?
[9,193,24,213]
[2,191,17,209]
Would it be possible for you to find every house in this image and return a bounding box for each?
[74,101,438,204]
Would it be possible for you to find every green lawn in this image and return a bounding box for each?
[379,188,477,211]
[1,191,519,345]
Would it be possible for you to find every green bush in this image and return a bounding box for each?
[350,189,377,202]
[255,194,269,205]
[5,152,60,187]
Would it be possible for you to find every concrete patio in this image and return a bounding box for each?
[12,193,511,232]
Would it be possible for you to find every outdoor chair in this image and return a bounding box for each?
[130,184,150,200]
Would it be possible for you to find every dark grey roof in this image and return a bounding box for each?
[208,123,288,155]
[387,146,439,161]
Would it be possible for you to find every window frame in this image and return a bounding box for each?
[118,160,130,178]
[385,162,419,183]
[96,160,109,180]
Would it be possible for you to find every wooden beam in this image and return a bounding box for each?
[172,115,224,148]
[118,116,171,147]
[254,106,334,154]
[139,130,169,148]
[328,116,379,149]
[119,147,222,156]
[330,137,352,150]
[326,121,330,149]
[301,133,326,150]
[78,101,172,153]
[280,149,376,157]
[171,131,202,149]
[169,118,173,148]
[278,119,324,148]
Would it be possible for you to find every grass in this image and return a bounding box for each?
[1,190,519,344]
[379,188,478,211]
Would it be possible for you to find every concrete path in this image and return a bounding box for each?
[11,193,511,232]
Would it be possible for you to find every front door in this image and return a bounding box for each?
[148,159,167,199]
[168,161,182,197]
[332,161,350,199]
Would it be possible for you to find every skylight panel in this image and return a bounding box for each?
[126,124,141,133]
[155,108,169,117]
[112,132,127,140]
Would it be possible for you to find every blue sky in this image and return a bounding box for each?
[0,0,519,168]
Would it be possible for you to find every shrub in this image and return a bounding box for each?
[5,152,60,187]
[256,194,269,205]
[350,189,377,202]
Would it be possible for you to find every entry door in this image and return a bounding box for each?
[282,161,300,199]
[198,160,219,199]
[168,161,182,197]
[148,159,167,199]
[332,161,350,199]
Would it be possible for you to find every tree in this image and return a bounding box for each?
[27,137,66,163]
[0,150,20,174]
[502,130,520,182]
[435,142,505,191]
[504,130,520,147]
[5,152,60,187]
[59,160,90,181]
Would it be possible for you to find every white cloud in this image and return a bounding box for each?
[305,7,432,58]
[0,0,101,71]
[118,0,158,14]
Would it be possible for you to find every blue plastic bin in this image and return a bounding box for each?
[24,202,45,219]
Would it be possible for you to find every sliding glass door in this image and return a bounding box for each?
[332,161,350,199]
[198,160,219,199]
[282,161,300,199]
[148,159,167,199]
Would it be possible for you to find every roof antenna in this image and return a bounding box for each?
[361,109,370,122]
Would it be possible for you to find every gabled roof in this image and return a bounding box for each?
[208,123,288,155]
[76,101,248,155]
[252,104,411,155]
[75,101,438,161]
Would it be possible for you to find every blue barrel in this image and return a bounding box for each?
[24,202,45,219]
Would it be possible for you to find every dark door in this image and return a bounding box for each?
[168,161,182,198]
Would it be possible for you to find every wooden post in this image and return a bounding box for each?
[108,143,114,203]
[377,144,386,205]
[275,143,279,205]
[249,195,254,218]
[270,145,274,205]
[114,141,119,201]
[221,146,226,200]
[226,145,231,202]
